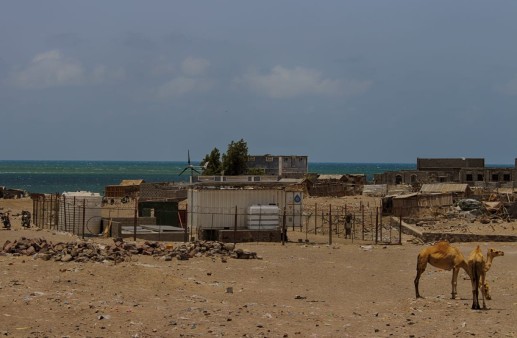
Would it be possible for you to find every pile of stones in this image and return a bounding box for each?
[1,237,260,264]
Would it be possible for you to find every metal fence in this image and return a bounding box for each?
[31,194,402,245]
[297,201,402,245]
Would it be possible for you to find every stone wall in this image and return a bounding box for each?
[394,217,517,242]
[139,183,188,201]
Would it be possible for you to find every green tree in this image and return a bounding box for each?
[201,148,222,175]
[222,139,248,175]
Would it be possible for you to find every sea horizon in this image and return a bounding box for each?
[0,160,513,195]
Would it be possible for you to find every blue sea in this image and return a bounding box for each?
[0,160,417,194]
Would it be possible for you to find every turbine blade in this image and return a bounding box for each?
[178,167,188,176]
[187,150,191,165]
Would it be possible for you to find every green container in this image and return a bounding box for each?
[138,201,179,227]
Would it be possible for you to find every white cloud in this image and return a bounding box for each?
[181,57,210,76]
[91,65,126,84]
[237,66,372,98]
[155,76,213,99]
[10,50,85,89]
[153,57,213,99]
[8,50,126,89]
[496,77,517,96]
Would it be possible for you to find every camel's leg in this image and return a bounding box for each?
[481,273,487,310]
[471,276,480,309]
[471,288,479,310]
[415,256,426,298]
[414,270,423,298]
[451,267,459,299]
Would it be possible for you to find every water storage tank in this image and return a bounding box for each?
[58,191,103,236]
[247,205,280,230]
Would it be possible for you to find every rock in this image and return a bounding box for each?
[1,237,260,265]
[223,243,235,251]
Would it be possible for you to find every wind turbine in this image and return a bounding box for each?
[179,150,204,183]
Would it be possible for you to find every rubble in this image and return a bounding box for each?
[1,237,260,263]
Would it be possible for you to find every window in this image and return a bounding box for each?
[477,174,484,181]
[504,174,511,181]
[466,174,473,182]
[395,175,403,184]
[492,174,499,181]
[266,156,273,162]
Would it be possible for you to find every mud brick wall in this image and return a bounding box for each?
[139,183,188,201]
[217,229,282,243]
[395,217,517,243]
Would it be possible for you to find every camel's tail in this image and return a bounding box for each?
[471,260,482,290]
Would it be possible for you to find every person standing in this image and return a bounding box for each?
[344,213,352,239]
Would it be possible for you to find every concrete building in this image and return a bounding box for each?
[374,158,516,188]
[104,180,144,198]
[247,155,308,178]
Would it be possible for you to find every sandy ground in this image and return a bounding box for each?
[1,197,517,337]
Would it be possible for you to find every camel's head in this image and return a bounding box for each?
[488,248,504,259]
[482,282,491,300]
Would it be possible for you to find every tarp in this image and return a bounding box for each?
[457,199,482,211]
[482,201,503,213]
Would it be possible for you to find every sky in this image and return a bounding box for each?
[1,1,516,164]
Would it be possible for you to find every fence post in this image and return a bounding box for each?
[399,214,403,245]
[361,203,365,240]
[133,198,138,241]
[305,212,308,242]
[233,206,238,245]
[328,205,332,245]
[314,203,318,235]
[375,207,379,244]
[320,210,323,235]
[62,195,67,232]
[50,194,54,229]
[354,212,364,241]
[82,199,86,240]
[282,208,286,246]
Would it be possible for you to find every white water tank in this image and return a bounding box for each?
[247,205,280,230]
[58,191,103,236]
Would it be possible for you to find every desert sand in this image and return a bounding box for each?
[1,197,516,337]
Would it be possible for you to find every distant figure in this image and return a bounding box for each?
[344,213,353,239]
[281,227,288,242]
[21,211,31,228]
[1,212,11,230]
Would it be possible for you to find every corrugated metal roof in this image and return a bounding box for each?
[393,193,419,199]
[420,183,469,193]
[278,178,304,184]
[494,188,515,194]
[362,184,387,196]
[120,179,145,186]
[317,175,344,180]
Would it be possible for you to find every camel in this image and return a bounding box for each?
[468,246,504,310]
[414,241,472,299]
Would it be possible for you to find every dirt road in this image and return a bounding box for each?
[1,198,516,337]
